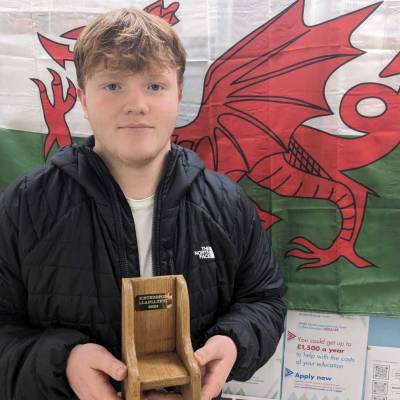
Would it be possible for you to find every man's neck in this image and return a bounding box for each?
[114,163,165,200]
[96,150,170,200]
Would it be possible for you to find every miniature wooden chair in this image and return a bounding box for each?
[122,275,201,400]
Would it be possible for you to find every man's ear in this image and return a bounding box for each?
[77,87,88,119]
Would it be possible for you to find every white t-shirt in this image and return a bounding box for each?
[126,194,154,277]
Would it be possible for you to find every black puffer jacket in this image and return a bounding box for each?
[0,136,286,399]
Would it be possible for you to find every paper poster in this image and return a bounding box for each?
[281,311,369,400]
[364,346,400,400]
[223,337,283,399]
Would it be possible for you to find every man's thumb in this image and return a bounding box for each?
[95,347,127,381]
[112,364,128,381]
[194,341,218,367]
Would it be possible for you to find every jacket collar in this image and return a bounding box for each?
[51,135,205,208]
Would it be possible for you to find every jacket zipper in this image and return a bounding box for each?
[112,184,129,280]
[152,151,175,276]
[86,148,129,283]
[152,187,161,276]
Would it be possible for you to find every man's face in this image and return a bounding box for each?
[78,65,182,168]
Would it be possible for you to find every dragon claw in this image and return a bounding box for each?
[297,260,327,270]
[286,248,315,259]
[289,237,318,253]
[33,69,74,158]
[65,79,77,110]
[287,236,373,269]
[47,68,61,84]
[285,248,325,269]
[66,78,76,95]
[30,78,46,93]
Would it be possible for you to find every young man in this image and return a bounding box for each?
[0,8,286,400]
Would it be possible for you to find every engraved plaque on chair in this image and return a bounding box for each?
[122,275,201,400]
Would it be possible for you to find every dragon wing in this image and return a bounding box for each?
[174,0,381,174]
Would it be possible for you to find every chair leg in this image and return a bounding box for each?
[123,376,141,400]
[180,378,201,400]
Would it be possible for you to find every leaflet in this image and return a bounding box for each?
[364,345,400,400]
[281,310,369,400]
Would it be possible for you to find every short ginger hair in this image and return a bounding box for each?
[74,8,186,89]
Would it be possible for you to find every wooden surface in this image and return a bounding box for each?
[122,275,201,400]
[138,352,190,390]
[133,277,176,356]
[122,278,140,399]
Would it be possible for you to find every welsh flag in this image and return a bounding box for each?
[1,0,399,315]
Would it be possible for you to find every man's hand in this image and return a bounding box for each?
[194,335,238,400]
[66,343,127,400]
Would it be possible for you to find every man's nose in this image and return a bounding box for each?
[122,91,150,115]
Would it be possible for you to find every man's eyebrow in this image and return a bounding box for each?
[93,70,171,80]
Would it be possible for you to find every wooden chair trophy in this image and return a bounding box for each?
[122,275,201,399]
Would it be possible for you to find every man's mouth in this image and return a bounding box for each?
[119,123,153,129]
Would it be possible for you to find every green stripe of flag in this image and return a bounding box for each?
[0,128,84,192]
[1,127,399,315]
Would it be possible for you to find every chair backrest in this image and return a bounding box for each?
[129,276,177,356]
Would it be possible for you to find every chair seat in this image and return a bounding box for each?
[137,352,191,390]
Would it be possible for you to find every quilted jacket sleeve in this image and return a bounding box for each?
[0,181,89,400]
[205,185,287,381]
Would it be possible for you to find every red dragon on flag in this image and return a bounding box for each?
[32,0,400,271]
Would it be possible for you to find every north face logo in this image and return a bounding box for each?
[194,246,215,260]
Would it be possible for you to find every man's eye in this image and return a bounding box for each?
[148,83,163,91]
[104,83,121,91]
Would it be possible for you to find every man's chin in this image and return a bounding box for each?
[120,153,163,169]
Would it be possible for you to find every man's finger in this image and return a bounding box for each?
[89,346,127,381]
[194,341,220,367]
[196,335,238,368]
